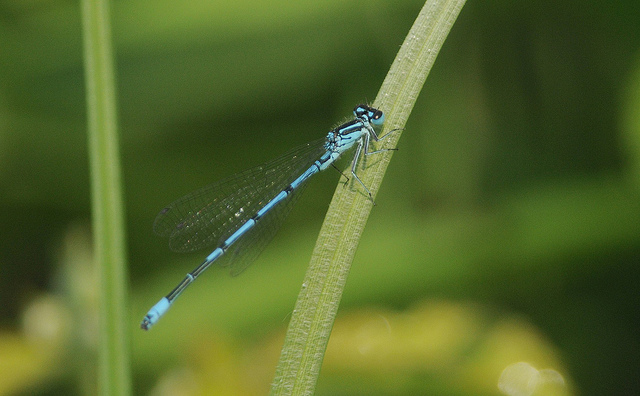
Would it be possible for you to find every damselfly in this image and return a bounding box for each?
[141,104,395,330]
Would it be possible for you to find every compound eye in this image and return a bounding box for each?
[353,104,368,117]
[371,110,385,126]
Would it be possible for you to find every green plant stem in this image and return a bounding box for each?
[270,0,467,394]
[81,0,131,394]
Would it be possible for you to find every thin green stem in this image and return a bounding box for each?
[81,0,131,394]
[270,0,467,394]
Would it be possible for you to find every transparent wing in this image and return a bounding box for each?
[153,137,328,255]
[223,180,309,276]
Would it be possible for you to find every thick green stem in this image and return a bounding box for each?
[270,0,467,394]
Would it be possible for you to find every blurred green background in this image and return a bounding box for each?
[1,0,639,395]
